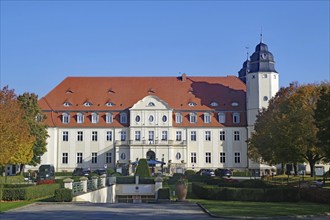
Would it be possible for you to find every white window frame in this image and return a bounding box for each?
[77,113,84,124]
[120,112,127,124]
[77,131,83,141]
[234,152,241,163]
[220,152,226,163]
[204,112,211,124]
[161,131,168,141]
[205,131,211,141]
[62,112,70,124]
[135,131,141,141]
[62,153,68,164]
[190,131,196,141]
[189,112,197,124]
[175,113,182,124]
[234,131,240,141]
[106,131,112,141]
[205,152,211,163]
[148,131,154,141]
[176,131,182,141]
[91,131,98,141]
[220,131,225,141]
[233,112,240,124]
[191,152,197,163]
[218,112,226,123]
[106,112,113,124]
[121,131,126,141]
[62,131,69,142]
[77,152,83,164]
[92,152,97,164]
[106,152,112,164]
[91,112,99,124]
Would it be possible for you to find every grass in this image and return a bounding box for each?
[0,196,54,213]
[192,199,330,217]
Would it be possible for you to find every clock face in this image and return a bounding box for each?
[260,53,267,59]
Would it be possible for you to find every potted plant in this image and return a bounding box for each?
[175,177,188,201]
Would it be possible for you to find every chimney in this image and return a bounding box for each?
[181,73,187,82]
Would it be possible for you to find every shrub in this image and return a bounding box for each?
[134,159,151,177]
[184,170,196,177]
[158,188,170,200]
[55,172,72,176]
[111,172,123,177]
[1,188,26,201]
[300,188,330,204]
[107,168,115,176]
[1,184,60,201]
[54,188,73,202]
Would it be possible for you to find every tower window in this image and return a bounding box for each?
[263,96,268,101]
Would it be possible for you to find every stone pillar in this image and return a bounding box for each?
[80,177,88,192]
[92,176,98,190]
[100,174,106,188]
[135,175,139,185]
[154,176,163,200]
[63,178,73,190]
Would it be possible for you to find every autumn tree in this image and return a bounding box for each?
[248,83,328,177]
[17,93,48,172]
[0,86,35,172]
[314,85,330,162]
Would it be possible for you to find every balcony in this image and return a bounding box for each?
[128,140,187,146]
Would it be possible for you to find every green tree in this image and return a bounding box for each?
[0,86,35,171]
[248,83,327,177]
[314,85,330,162]
[17,93,48,171]
[134,158,151,177]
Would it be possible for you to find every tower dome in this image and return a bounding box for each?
[249,42,277,73]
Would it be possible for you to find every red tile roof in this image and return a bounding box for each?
[39,75,247,128]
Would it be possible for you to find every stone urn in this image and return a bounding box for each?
[175,178,188,201]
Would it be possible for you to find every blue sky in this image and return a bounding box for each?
[1,0,329,97]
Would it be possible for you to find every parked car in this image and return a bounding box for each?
[215,168,232,177]
[37,164,55,181]
[197,169,215,176]
[72,168,90,176]
[93,169,107,176]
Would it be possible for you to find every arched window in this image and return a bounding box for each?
[91,112,99,124]
[120,112,127,124]
[204,112,211,123]
[189,112,197,123]
[146,150,156,160]
[77,112,84,124]
[233,113,240,124]
[106,112,113,124]
[62,112,70,124]
[218,112,226,124]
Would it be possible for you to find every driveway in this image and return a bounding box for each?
[0,202,213,220]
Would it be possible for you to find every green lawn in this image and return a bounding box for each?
[0,200,34,213]
[192,200,330,217]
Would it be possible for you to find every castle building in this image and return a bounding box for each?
[36,40,279,174]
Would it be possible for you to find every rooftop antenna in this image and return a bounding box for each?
[245,46,249,60]
[260,26,263,43]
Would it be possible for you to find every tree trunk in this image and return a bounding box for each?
[309,162,315,177]
[19,164,25,175]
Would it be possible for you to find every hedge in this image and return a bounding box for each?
[115,176,155,184]
[300,188,330,204]
[1,183,60,201]
[0,175,25,184]
[54,188,73,202]
[157,187,170,200]
[192,182,300,202]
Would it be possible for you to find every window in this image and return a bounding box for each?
[62,113,70,124]
[220,152,226,163]
[148,131,154,141]
[206,152,211,163]
[135,131,141,141]
[35,114,43,122]
[106,131,112,141]
[148,102,155,107]
[121,131,126,141]
[220,131,225,141]
[77,113,84,124]
[162,115,167,122]
[189,113,197,123]
[120,112,127,124]
[84,102,92,107]
[176,131,182,141]
[135,115,141,122]
[190,131,196,141]
[149,115,154,123]
[92,152,97,164]
[161,131,168,141]
[91,112,99,124]
[91,131,98,141]
[262,74,268,78]
[120,153,126,160]
[106,152,112,163]
[205,131,211,141]
[62,131,68,142]
[63,102,71,107]
[77,131,83,141]
[62,153,68,164]
[263,96,268,101]
[176,152,181,160]
[218,112,226,123]
[233,113,240,124]
[210,101,218,107]
[234,152,241,163]
[106,102,115,107]
[191,152,197,163]
[188,102,197,107]
[231,102,239,107]
[175,113,182,124]
[106,112,113,124]
[234,131,240,141]
[204,113,211,123]
[77,152,83,164]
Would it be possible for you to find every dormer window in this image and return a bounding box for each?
[218,112,226,124]
[120,112,127,124]
[189,112,197,123]
[106,112,113,124]
[63,102,72,107]
[91,112,99,124]
[84,102,93,107]
[204,113,211,124]
[77,112,84,124]
[62,112,70,124]
[106,102,115,107]
[233,112,240,124]
[148,102,155,107]
[188,102,197,107]
[210,102,218,107]
[175,113,182,124]
[231,102,239,107]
